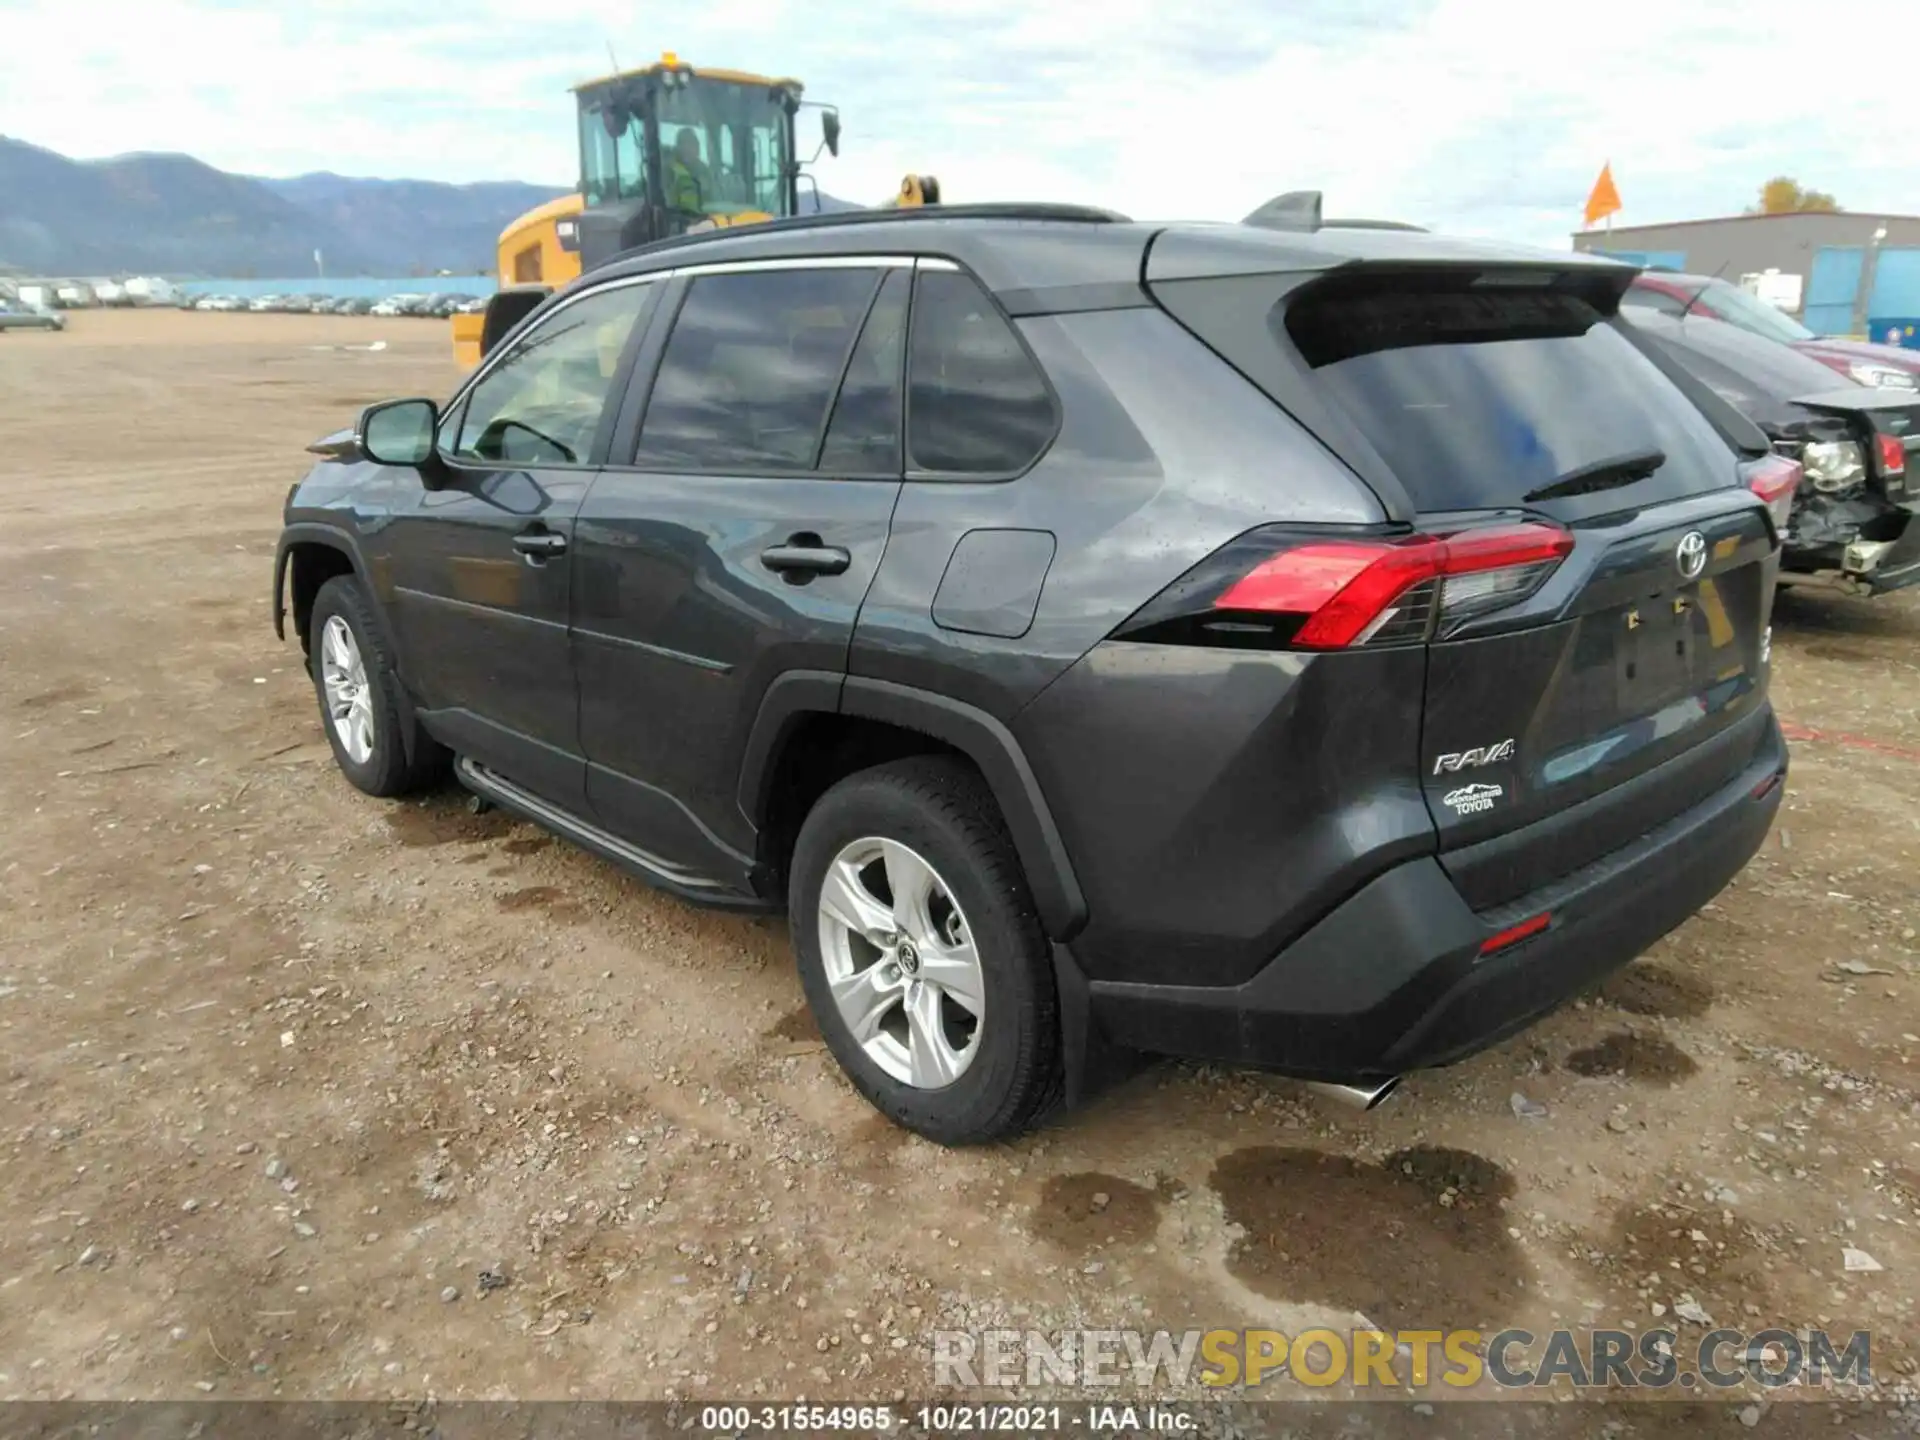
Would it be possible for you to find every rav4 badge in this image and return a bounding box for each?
[1433,738,1515,775]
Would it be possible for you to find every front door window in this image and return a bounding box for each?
[446,283,659,467]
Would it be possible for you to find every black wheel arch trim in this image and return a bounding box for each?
[273,522,421,761]
[275,523,385,644]
[737,671,1089,942]
[735,669,848,830]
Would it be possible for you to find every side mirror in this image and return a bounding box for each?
[358,399,438,468]
[821,109,841,158]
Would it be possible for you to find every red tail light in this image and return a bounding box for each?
[1876,433,1906,478]
[1119,522,1574,652]
[1220,523,1572,649]
[1744,453,1800,533]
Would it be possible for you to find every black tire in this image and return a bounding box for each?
[788,756,1062,1145]
[308,575,448,798]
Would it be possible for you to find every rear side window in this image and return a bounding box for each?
[636,267,882,471]
[818,269,909,474]
[1284,279,1739,512]
[907,269,1056,474]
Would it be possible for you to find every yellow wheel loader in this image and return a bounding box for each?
[452,54,940,368]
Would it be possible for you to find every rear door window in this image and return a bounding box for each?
[1284,279,1740,513]
[818,269,908,475]
[635,267,882,472]
[907,269,1056,474]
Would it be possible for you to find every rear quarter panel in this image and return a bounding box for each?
[847,307,1386,720]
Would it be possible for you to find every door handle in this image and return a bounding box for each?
[512,529,568,560]
[761,543,851,577]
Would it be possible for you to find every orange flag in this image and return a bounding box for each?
[1584,163,1623,228]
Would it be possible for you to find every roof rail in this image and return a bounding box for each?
[1324,218,1428,232]
[1239,193,1429,235]
[602,202,1132,270]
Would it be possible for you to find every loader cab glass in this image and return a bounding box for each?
[576,72,797,220]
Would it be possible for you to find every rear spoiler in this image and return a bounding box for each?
[1241,190,1428,234]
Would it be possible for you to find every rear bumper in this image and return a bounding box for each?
[1781,510,1920,595]
[1082,710,1787,1080]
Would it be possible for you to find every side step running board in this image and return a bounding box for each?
[455,757,761,907]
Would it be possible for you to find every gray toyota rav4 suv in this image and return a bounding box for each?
[273,202,1796,1144]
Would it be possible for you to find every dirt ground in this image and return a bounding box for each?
[2,310,1918,1415]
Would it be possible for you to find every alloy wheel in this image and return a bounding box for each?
[816,837,985,1088]
[319,615,375,765]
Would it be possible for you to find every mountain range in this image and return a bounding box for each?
[0,136,854,278]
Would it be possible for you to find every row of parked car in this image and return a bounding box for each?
[182,292,486,317]
[1618,271,1920,597]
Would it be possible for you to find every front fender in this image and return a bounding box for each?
[273,522,403,659]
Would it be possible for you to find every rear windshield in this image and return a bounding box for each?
[1285,280,1740,513]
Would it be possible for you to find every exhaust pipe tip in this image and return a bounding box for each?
[1304,1076,1402,1111]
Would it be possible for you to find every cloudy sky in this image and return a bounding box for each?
[4,0,1916,247]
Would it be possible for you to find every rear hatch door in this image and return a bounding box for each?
[1151,254,1784,909]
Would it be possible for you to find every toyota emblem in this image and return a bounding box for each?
[1675,531,1708,581]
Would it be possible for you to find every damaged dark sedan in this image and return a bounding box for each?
[1628,309,1920,597]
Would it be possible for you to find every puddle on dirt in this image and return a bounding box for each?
[845,1113,914,1177]
[1566,1032,1700,1084]
[495,885,587,923]
[502,836,552,856]
[1583,1195,1773,1309]
[1598,963,1713,1019]
[384,800,514,848]
[768,1006,823,1044]
[1581,1193,1911,1384]
[1210,1146,1523,1331]
[1032,1172,1164,1253]
[1801,642,1886,665]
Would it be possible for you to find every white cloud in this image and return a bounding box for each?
[4,0,1917,246]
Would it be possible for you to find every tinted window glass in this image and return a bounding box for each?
[448,283,656,466]
[1698,278,1816,344]
[1644,313,1857,403]
[818,270,908,474]
[1621,283,1688,319]
[636,268,880,471]
[907,270,1055,473]
[1285,279,1739,511]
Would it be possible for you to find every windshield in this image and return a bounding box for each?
[657,78,792,216]
[1701,279,1816,344]
[578,76,793,217]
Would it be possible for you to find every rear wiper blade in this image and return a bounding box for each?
[1524,447,1666,503]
